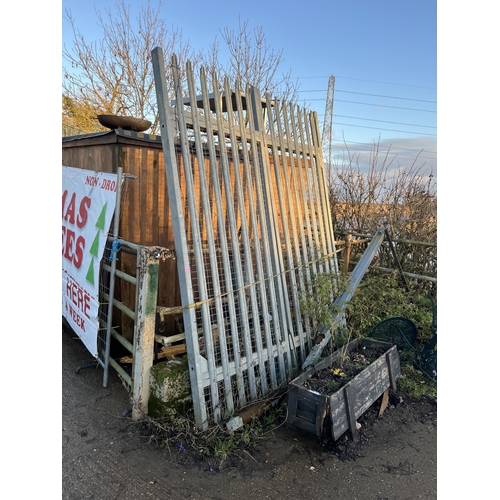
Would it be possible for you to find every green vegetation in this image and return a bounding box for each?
[145,264,437,461]
[300,267,435,346]
[398,366,437,399]
[299,268,349,338]
[345,271,435,345]
[143,399,287,463]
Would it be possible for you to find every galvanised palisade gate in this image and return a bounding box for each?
[152,49,339,430]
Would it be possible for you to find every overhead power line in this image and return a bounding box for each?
[306,98,436,113]
[299,89,436,104]
[295,75,436,90]
[333,122,436,137]
[333,114,436,129]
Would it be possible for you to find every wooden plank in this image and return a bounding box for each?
[237,390,287,425]
[344,385,359,442]
[288,389,331,438]
[120,344,187,364]
[238,401,268,425]
[291,417,318,435]
[386,347,400,392]
[378,389,390,417]
[288,366,316,386]
[296,394,323,423]
[330,359,389,429]
[161,344,187,359]
[155,333,186,345]
[314,396,329,437]
[131,249,160,420]
[328,346,401,440]
[286,386,300,425]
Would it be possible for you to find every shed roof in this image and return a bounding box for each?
[62,129,162,148]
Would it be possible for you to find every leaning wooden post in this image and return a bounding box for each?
[342,234,352,276]
[131,247,160,421]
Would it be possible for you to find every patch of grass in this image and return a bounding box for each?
[398,366,437,399]
[261,399,286,426]
[327,380,342,392]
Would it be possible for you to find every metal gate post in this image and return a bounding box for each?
[152,48,208,429]
[103,165,124,387]
[131,247,160,421]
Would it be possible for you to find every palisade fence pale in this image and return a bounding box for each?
[152,49,340,429]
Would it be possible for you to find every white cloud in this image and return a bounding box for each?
[330,135,436,180]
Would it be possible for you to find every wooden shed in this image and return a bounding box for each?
[63,129,181,341]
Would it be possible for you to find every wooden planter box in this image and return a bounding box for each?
[286,338,401,441]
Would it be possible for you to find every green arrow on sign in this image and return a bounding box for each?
[96,202,107,230]
[89,231,100,257]
[86,256,95,285]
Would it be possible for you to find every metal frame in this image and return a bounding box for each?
[97,237,170,419]
[152,49,341,429]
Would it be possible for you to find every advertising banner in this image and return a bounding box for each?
[62,166,120,356]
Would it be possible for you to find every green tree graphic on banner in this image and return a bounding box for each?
[86,202,108,285]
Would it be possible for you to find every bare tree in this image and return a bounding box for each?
[63,0,199,134]
[63,2,300,134]
[327,138,437,279]
[201,17,300,103]
[329,136,437,243]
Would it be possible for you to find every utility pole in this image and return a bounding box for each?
[322,75,336,184]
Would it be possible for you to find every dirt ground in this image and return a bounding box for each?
[62,329,437,499]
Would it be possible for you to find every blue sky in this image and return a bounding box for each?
[62,0,437,175]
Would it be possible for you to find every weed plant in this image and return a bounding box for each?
[143,399,288,463]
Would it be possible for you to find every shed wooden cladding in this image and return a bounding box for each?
[63,129,179,340]
[62,129,317,340]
